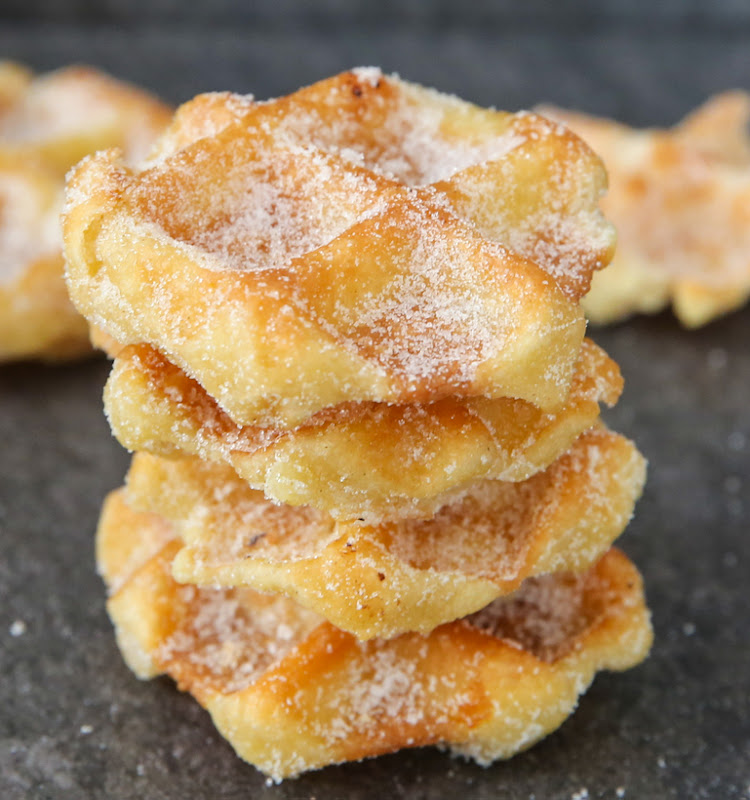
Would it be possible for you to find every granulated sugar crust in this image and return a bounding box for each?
[64,69,615,424]
[123,427,645,639]
[104,338,622,521]
[97,493,652,781]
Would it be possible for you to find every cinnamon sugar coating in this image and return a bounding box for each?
[64,69,615,424]
[105,338,622,521]
[0,62,171,361]
[97,492,652,781]
[123,427,645,640]
[71,70,652,780]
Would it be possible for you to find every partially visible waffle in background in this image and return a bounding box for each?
[0,62,171,361]
[543,92,750,327]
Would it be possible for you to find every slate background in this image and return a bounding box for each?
[1,2,749,798]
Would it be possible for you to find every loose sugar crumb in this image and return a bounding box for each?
[727,498,744,517]
[351,66,384,88]
[79,724,93,735]
[9,619,26,637]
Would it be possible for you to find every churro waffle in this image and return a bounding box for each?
[98,491,652,781]
[66,70,652,780]
[0,63,171,360]
[124,427,645,639]
[0,150,88,359]
[64,69,615,426]
[544,92,750,327]
[105,338,622,521]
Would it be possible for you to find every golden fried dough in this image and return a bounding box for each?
[105,338,622,521]
[123,427,645,639]
[0,63,171,361]
[64,69,616,425]
[98,492,652,780]
[0,151,89,359]
[543,92,750,326]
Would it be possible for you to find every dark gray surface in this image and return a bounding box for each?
[1,25,750,124]
[6,0,750,31]
[1,21,750,800]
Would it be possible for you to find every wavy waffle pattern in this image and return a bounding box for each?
[105,338,622,521]
[124,427,645,639]
[65,69,614,425]
[98,493,652,781]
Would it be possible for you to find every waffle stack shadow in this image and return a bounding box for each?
[63,69,652,780]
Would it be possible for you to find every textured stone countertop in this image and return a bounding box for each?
[1,22,749,800]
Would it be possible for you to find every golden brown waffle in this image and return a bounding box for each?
[64,69,615,426]
[543,92,750,327]
[0,63,171,361]
[124,427,645,639]
[98,491,652,781]
[0,150,89,359]
[105,338,622,521]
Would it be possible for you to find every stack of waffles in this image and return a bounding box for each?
[63,69,652,781]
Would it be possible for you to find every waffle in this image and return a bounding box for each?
[64,69,616,427]
[0,149,89,359]
[0,62,171,361]
[105,338,623,521]
[97,490,652,781]
[543,92,750,327]
[123,427,645,640]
